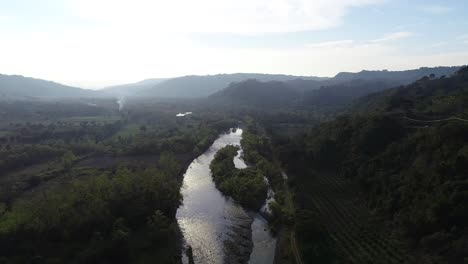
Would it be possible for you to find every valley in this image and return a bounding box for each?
[2,1,467,262]
[0,66,466,263]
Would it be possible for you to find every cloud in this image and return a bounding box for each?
[428,42,449,48]
[370,31,413,43]
[69,0,383,34]
[306,40,355,48]
[457,34,468,44]
[420,4,453,14]
[1,27,466,87]
[1,0,463,87]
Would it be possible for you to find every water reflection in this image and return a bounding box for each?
[176,112,193,117]
[177,129,251,264]
[176,128,276,264]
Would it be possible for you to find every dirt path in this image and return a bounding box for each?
[290,230,303,264]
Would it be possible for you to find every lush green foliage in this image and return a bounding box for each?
[275,68,468,263]
[210,145,268,210]
[0,98,238,263]
[0,164,182,263]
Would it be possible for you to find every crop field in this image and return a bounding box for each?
[304,173,413,264]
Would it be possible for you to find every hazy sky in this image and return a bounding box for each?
[0,0,467,88]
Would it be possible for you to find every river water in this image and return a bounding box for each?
[176,128,276,264]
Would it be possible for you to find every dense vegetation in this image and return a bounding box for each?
[0,164,181,263]
[210,145,267,210]
[240,121,284,192]
[1,65,466,263]
[272,67,468,263]
[208,66,461,114]
[0,98,237,263]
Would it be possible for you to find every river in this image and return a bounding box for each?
[176,128,277,264]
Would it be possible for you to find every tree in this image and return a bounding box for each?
[62,150,76,171]
[111,218,130,241]
[147,210,170,240]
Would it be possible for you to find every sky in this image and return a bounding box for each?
[0,0,467,88]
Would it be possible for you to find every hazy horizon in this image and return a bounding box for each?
[2,65,464,90]
[1,0,468,88]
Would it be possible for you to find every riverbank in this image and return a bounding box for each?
[210,145,268,210]
[176,129,254,263]
[176,128,279,264]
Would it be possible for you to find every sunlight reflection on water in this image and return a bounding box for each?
[176,128,276,264]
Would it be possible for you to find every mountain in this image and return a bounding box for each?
[299,79,403,111]
[207,66,465,111]
[276,66,468,264]
[138,67,461,99]
[210,79,299,108]
[333,66,461,83]
[0,74,97,98]
[2,66,462,100]
[100,78,169,96]
[138,73,325,98]
[208,78,409,111]
[354,67,468,116]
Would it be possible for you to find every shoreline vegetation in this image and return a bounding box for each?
[0,66,466,263]
[210,144,268,210]
[0,104,238,263]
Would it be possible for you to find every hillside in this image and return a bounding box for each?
[273,67,468,264]
[138,73,323,98]
[354,69,468,117]
[300,79,403,111]
[205,67,464,112]
[209,78,401,111]
[100,78,169,96]
[2,67,459,100]
[0,74,97,98]
[333,66,461,83]
[210,79,299,108]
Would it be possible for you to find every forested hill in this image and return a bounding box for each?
[1,67,461,99]
[354,66,468,117]
[206,66,464,111]
[333,66,460,83]
[138,67,462,99]
[209,78,404,111]
[275,67,468,263]
[210,79,299,108]
[100,78,169,96]
[137,73,323,98]
[0,74,97,98]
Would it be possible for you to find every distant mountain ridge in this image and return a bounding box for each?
[208,66,464,110]
[101,78,169,96]
[136,73,326,98]
[0,74,96,98]
[210,79,299,108]
[333,66,460,82]
[0,66,463,99]
[138,67,461,98]
[353,66,468,116]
